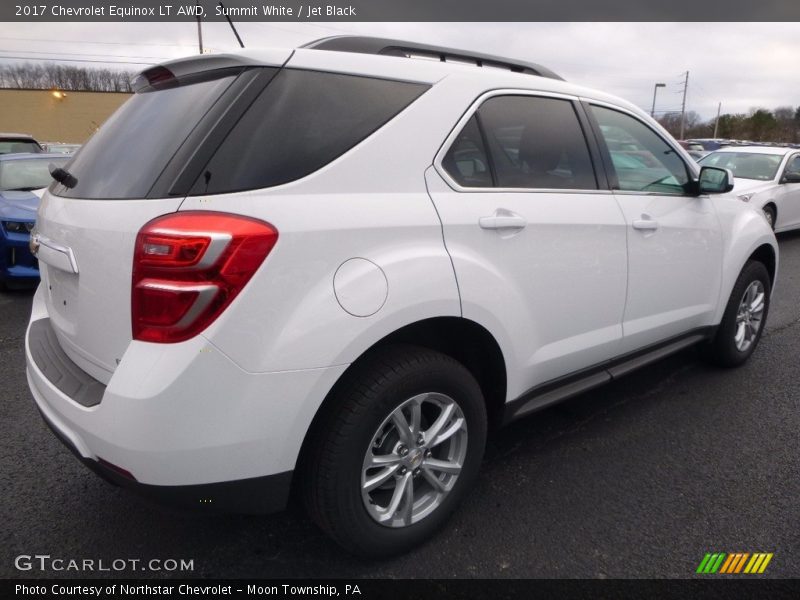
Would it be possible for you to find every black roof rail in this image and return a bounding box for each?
[301,36,565,82]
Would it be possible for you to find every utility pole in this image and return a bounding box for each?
[196,16,203,54]
[713,102,721,139]
[679,71,689,140]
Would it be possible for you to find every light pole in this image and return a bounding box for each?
[650,83,666,118]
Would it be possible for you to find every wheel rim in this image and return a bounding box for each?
[734,280,765,352]
[361,392,468,528]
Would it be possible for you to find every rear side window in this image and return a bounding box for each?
[442,115,492,188]
[189,70,428,195]
[475,96,597,190]
[53,73,237,199]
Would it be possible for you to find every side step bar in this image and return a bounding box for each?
[503,329,712,424]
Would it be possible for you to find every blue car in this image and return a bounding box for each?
[0,153,69,288]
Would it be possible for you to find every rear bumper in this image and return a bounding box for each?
[25,286,348,513]
[38,405,293,514]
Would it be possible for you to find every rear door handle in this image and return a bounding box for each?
[479,209,527,231]
[632,216,659,231]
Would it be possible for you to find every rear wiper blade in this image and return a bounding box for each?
[49,163,77,188]
[6,187,38,192]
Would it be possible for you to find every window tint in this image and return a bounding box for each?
[442,115,492,187]
[189,70,428,195]
[53,73,237,199]
[475,96,597,190]
[592,106,690,195]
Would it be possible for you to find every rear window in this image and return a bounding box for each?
[188,69,428,195]
[53,73,237,199]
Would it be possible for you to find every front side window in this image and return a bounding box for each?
[592,106,690,195]
[784,155,800,176]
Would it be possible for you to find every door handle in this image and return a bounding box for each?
[632,216,659,231]
[479,209,527,230]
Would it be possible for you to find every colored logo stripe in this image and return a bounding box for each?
[696,553,726,573]
[698,552,773,574]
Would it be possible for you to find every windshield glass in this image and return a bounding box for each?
[0,140,41,154]
[698,152,783,181]
[0,157,68,191]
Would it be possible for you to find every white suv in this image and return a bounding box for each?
[25,37,777,556]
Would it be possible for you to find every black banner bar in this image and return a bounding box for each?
[5,579,800,600]
[2,0,800,22]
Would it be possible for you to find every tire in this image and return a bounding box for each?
[302,344,487,557]
[763,205,776,230]
[701,260,770,367]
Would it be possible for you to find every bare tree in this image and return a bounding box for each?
[774,106,797,143]
[0,62,134,92]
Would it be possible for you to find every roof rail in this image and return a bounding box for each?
[301,36,565,82]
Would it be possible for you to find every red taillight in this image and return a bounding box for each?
[132,212,278,343]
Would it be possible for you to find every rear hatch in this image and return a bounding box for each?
[35,51,291,383]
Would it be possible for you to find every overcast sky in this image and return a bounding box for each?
[1,22,798,120]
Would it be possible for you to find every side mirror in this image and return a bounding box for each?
[781,172,800,184]
[698,166,734,194]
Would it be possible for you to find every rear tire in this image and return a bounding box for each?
[302,345,487,557]
[701,260,770,367]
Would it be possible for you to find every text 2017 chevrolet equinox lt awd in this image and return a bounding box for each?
[25,37,777,556]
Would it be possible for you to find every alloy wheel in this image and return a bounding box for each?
[734,280,766,352]
[361,392,468,528]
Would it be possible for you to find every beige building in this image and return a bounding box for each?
[0,88,130,144]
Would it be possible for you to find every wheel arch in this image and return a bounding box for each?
[712,198,779,325]
[749,242,777,288]
[293,316,508,488]
[762,202,777,227]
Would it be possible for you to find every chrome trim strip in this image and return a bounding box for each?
[34,234,79,274]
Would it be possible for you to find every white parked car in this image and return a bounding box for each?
[698,145,800,231]
[25,37,777,557]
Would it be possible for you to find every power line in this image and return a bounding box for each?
[0,49,170,61]
[0,36,196,48]
[0,55,155,65]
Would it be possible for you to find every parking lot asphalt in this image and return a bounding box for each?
[2,231,799,579]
